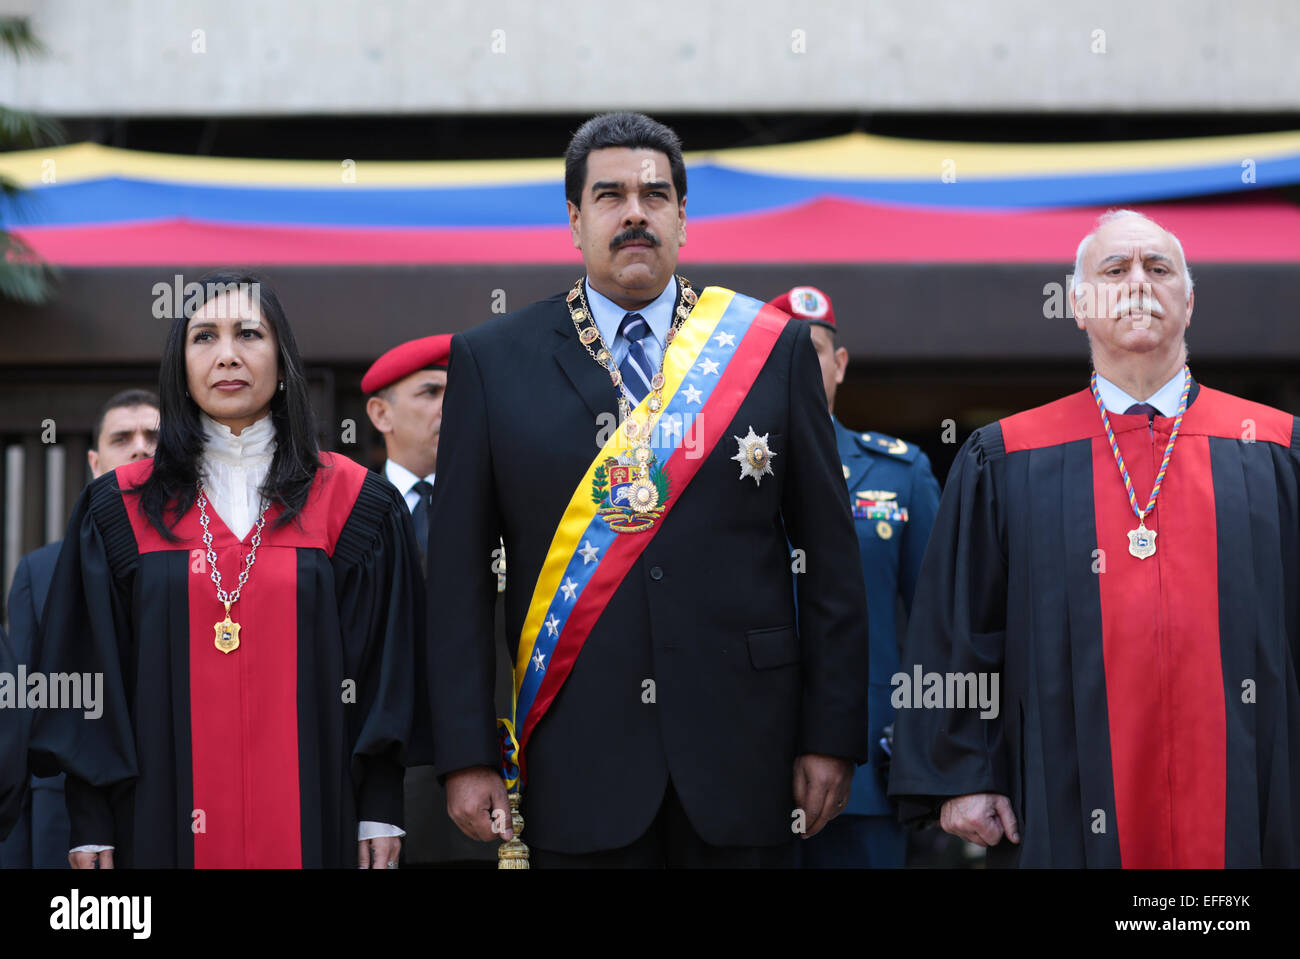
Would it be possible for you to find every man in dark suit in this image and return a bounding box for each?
[768,287,942,868]
[1,389,158,868]
[363,335,507,867]
[428,112,870,867]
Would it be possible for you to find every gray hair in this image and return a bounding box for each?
[1071,208,1194,297]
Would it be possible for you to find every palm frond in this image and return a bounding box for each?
[0,105,65,148]
[0,231,58,304]
[0,18,59,305]
[0,17,44,60]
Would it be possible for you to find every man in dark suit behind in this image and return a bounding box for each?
[362,336,510,867]
[1,389,158,868]
[428,113,870,867]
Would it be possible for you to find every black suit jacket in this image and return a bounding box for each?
[0,624,26,845]
[0,540,67,867]
[377,465,506,865]
[428,290,870,854]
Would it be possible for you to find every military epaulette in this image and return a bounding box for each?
[854,431,920,463]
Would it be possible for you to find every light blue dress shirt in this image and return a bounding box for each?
[583,276,677,376]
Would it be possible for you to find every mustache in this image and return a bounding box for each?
[1111,295,1165,319]
[610,227,660,250]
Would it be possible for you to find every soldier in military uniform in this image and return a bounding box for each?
[768,287,942,868]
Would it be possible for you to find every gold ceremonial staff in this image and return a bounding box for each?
[497,792,528,869]
[494,546,529,868]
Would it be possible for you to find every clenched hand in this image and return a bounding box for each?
[940,792,1020,847]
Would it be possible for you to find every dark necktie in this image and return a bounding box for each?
[410,479,434,556]
[617,313,655,404]
[1124,402,1158,433]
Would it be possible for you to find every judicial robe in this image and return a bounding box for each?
[29,452,427,868]
[888,382,1300,868]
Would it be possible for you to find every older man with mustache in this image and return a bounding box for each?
[888,209,1300,868]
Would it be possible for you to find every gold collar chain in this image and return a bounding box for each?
[565,276,695,446]
[197,482,269,654]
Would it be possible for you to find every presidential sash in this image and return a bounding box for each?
[498,287,788,787]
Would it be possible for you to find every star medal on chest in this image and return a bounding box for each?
[733,426,776,486]
[1089,366,1190,560]
[197,482,270,652]
[569,276,695,533]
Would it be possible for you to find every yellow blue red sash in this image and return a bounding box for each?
[498,287,788,787]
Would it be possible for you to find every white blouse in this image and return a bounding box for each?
[198,411,276,539]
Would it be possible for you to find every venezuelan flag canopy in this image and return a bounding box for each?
[2,131,1299,265]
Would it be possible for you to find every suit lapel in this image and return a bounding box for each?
[552,300,619,422]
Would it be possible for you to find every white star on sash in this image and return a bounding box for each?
[579,540,600,564]
[561,578,578,601]
[700,358,720,375]
[660,414,682,436]
[713,331,736,348]
[683,384,703,404]
[532,649,546,671]
[545,614,560,637]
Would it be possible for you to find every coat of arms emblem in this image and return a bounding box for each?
[591,449,672,533]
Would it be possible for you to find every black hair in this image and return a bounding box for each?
[92,388,159,449]
[131,271,320,540]
[564,112,687,208]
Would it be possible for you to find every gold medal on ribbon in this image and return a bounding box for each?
[1090,367,1190,562]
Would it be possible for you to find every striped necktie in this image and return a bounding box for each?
[618,312,655,404]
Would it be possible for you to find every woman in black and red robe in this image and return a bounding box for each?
[31,272,428,868]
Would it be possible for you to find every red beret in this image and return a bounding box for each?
[362,334,452,394]
[767,286,835,331]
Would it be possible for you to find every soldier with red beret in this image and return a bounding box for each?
[364,334,503,867]
[363,334,453,545]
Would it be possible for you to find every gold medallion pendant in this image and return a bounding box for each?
[214,601,241,654]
